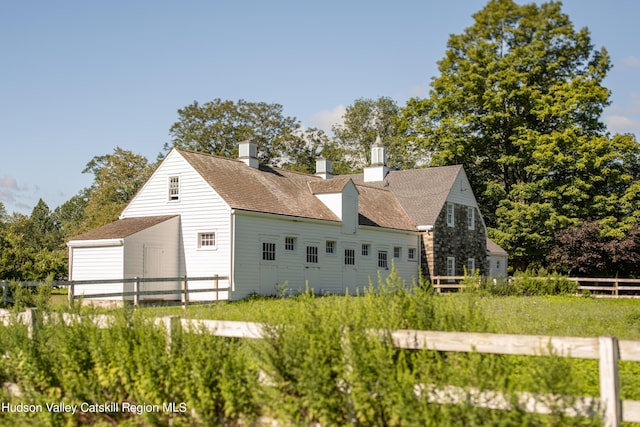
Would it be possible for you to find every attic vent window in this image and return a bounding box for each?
[168,176,180,201]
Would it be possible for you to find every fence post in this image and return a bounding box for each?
[134,277,140,307]
[26,308,37,340]
[214,275,219,301]
[164,315,181,355]
[181,276,188,310]
[614,278,619,298]
[599,335,621,427]
[67,282,74,308]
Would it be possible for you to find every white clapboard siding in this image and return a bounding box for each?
[445,168,480,208]
[125,216,181,300]
[232,211,420,300]
[122,150,232,301]
[70,244,124,299]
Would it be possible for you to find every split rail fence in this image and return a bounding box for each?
[0,276,229,308]
[1,309,639,426]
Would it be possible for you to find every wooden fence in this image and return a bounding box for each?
[432,276,640,297]
[0,276,230,308]
[3,276,639,305]
[1,309,639,426]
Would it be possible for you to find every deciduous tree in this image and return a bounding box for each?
[167,99,305,168]
[333,97,425,171]
[81,147,155,231]
[400,0,640,268]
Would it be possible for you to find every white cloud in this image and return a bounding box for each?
[0,176,19,191]
[622,56,640,68]
[605,115,640,134]
[604,92,640,135]
[0,176,36,214]
[306,104,347,134]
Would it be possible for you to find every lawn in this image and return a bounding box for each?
[142,293,640,340]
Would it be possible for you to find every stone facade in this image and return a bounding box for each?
[421,203,487,279]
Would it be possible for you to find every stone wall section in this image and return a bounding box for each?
[422,203,487,278]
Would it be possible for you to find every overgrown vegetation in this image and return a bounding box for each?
[3,269,638,426]
[461,268,578,297]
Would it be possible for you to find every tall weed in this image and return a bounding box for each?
[0,266,604,426]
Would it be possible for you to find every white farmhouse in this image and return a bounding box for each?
[67,141,422,302]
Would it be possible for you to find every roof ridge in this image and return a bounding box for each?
[174,147,245,164]
[175,147,325,180]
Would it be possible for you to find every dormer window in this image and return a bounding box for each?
[168,176,180,201]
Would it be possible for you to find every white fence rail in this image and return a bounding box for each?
[0,276,229,307]
[1,309,638,426]
[431,276,640,297]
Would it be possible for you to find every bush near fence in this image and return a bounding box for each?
[2,270,639,426]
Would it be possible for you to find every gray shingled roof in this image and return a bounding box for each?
[69,215,178,241]
[178,149,340,222]
[486,238,507,255]
[308,176,353,195]
[356,185,416,231]
[349,165,463,226]
[178,149,416,231]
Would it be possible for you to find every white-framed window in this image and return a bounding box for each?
[408,247,417,261]
[198,232,216,249]
[447,202,455,227]
[378,250,388,269]
[262,242,276,261]
[467,207,475,230]
[447,256,456,276]
[306,245,319,263]
[326,240,336,255]
[394,246,402,259]
[285,236,297,252]
[361,243,370,257]
[344,248,355,266]
[168,176,180,201]
[467,258,476,274]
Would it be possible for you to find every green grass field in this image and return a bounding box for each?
[142,294,640,339]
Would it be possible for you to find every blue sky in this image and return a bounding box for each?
[1,1,639,215]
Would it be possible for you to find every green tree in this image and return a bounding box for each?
[333,97,423,171]
[167,99,308,168]
[0,202,67,281]
[278,127,332,174]
[400,0,639,269]
[81,147,155,231]
[54,189,89,239]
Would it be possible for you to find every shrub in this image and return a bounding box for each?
[474,268,578,296]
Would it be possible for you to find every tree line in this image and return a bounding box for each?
[1,0,639,280]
